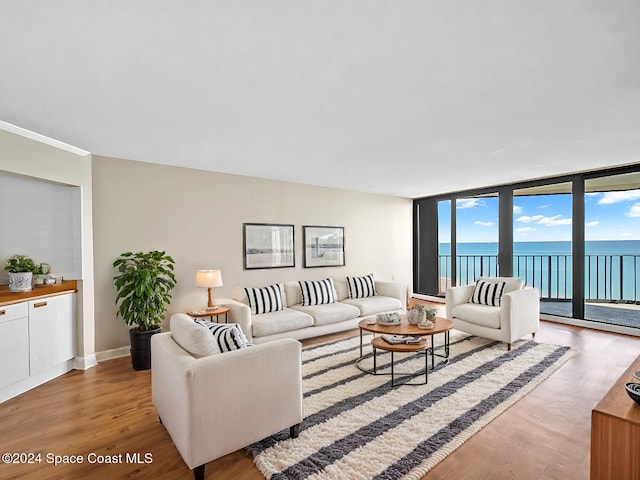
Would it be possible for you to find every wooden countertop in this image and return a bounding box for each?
[0,280,78,306]
[593,354,640,425]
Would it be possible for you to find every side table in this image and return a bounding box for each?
[187,306,230,323]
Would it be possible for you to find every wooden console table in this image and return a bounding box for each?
[590,354,640,480]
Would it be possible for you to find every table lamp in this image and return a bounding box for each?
[195,269,223,310]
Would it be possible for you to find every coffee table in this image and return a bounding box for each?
[371,336,429,386]
[357,316,453,376]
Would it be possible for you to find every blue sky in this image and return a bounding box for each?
[437,189,640,243]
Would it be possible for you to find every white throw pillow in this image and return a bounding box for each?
[346,274,377,299]
[299,278,337,306]
[170,314,250,357]
[194,319,250,353]
[469,280,506,307]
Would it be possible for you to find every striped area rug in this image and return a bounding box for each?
[248,332,574,480]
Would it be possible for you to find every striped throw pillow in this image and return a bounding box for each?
[469,280,506,307]
[299,278,337,306]
[193,320,249,353]
[245,284,284,315]
[347,274,377,299]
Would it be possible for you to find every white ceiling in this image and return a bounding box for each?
[1,1,639,198]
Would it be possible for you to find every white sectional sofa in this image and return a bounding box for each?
[228,276,406,344]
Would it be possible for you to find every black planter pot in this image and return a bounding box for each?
[129,327,161,371]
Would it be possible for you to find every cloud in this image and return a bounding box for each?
[515,215,544,223]
[586,220,599,227]
[598,189,640,204]
[626,202,640,217]
[538,215,572,226]
[474,221,495,227]
[537,204,551,209]
[456,198,484,209]
[513,205,523,214]
[516,227,533,233]
[517,214,571,226]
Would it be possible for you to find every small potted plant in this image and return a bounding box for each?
[113,251,177,370]
[4,254,37,292]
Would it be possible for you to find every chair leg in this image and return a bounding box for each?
[532,332,536,339]
[290,423,300,439]
[158,416,163,425]
[507,343,512,351]
[194,464,205,480]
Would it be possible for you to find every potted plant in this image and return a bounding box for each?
[113,251,176,370]
[4,254,37,292]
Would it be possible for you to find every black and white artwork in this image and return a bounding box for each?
[243,223,295,269]
[303,225,345,268]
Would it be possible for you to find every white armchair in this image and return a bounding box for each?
[151,314,303,480]
[445,277,540,350]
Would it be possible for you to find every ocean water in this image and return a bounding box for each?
[437,240,640,301]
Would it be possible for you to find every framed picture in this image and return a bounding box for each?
[243,223,295,269]
[303,225,345,268]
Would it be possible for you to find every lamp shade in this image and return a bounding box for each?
[195,269,223,288]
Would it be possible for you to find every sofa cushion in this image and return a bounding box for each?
[245,283,284,314]
[346,274,377,299]
[452,303,501,329]
[251,308,314,338]
[470,280,506,307]
[299,278,337,306]
[290,302,360,326]
[341,295,403,317]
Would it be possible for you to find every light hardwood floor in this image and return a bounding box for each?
[0,302,638,480]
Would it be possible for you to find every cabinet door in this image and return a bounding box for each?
[29,294,75,374]
[0,304,30,389]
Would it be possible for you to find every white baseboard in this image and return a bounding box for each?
[95,345,130,363]
[540,314,640,337]
[74,354,98,370]
[0,360,75,403]
[412,293,445,304]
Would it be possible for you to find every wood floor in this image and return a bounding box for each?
[0,302,638,480]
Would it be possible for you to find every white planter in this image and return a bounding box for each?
[8,272,33,292]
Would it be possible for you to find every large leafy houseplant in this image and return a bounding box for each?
[113,251,176,370]
[113,251,177,331]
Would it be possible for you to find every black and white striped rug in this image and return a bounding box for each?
[249,332,574,480]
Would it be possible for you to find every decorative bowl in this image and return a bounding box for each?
[634,371,640,381]
[418,321,434,330]
[625,382,640,405]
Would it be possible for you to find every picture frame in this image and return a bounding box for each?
[303,225,345,268]
[243,223,295,269]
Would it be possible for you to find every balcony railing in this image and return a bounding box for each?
[438,254,640,304]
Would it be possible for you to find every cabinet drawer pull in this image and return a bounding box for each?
[33,301,48,308]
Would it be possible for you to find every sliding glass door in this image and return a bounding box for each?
[456,194,499,285]
[584,172,640,328]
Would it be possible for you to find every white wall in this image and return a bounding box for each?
[0,123,95,364]
[92,156,413,353]
[0,172,82,282]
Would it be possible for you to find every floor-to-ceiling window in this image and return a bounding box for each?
[456,194,499,285]
[512,183,573,317]
[413,165,640,334]
[583,172,640,329]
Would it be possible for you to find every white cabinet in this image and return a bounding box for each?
[29,294,75,375]
[0,302,30,389]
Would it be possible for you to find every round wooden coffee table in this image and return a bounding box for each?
[370,335,430,386]
[357,316,453,374]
